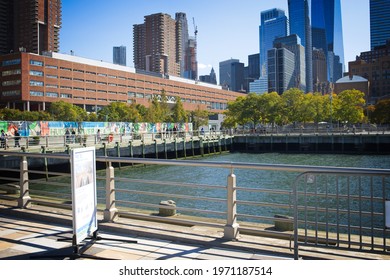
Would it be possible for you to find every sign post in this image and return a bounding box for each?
[71,146,97,246]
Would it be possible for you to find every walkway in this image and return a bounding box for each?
[0,201,291,260]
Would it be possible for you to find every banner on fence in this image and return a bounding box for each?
[71,146,97,245]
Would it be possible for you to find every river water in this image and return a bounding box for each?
[107,153,390,225]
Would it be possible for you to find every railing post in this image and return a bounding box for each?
[17,156,31,208]
[103,162,118,222]
[224,169,239,240]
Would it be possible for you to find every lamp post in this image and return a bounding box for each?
[329,93,333,131]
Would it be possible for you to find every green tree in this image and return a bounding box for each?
[190,106,209,130]
[258,91,282,126]
[48,101,87,121]
[0,108,23,120]
[280,88,306,124]
[172,97,187,123]
[97,102,140,122]
[334,89,365,124]
[145,96,162,123]
[371,99,390,124]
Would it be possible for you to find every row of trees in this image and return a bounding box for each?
[222,88,390,128]
[0,91,210,130]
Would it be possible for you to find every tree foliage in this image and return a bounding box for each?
[97,102,140,122]
[48,101,87,121]
[370,99,390,124]
[190,106,209,130]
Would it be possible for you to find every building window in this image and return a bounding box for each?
[30,90,44,96]
[46,74,58,79]
[2,69,21,76]
[46,92,58,97]
[60,86,72,89]
[30,70,44,76]
[30,80,44,86]
[2,90,21,96]
[60,93,72,98]
[2,59,21,66]
[2,80,21,86]
[30,60,44,66]
[60,67,71,71]
[45,65,58,69]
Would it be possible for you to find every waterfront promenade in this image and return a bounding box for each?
[1,199,389,260]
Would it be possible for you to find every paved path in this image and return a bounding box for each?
[0,202,291,260]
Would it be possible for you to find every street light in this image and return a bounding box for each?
[329,93,333,131]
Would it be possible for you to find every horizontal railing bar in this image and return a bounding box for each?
[27,170,70,177]
[0,177,19,182]
[115,200,226,216]
[297,220,390,233]
[296,205,383,217]
[236,186,292,195]
[117,211,225,229]
[114,177,226,190]
[0,168,19,173]
[237,200,291,209]
[30,190,71,198]
[1,151,389,175]
[237,214,288,223]
[115,188,227,203]
[28,180,70,188]
[296,191,385,202]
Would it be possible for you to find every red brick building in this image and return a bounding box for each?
[0,52,243,113]
[0,0,62,55]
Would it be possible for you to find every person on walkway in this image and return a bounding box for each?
[14,129,20,147]
[97,129,101,143]
[71,129,76,143]
[65,128,70,144]
[0,130,6,148]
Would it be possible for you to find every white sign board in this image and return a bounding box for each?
[71,147,97,245]
[386,200,390,229]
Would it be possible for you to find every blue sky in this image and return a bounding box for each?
[60,0,370,79]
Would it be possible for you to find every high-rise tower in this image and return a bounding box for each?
[113,46,126,66]
[259,9,289,79]
[311,0,344,83]
[0,0,62,55]
[288,0,313,93]
[133,13,181,76]
[370,0,390,50]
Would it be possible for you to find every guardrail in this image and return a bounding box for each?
[0,151,389,259]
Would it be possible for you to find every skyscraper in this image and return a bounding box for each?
[133,13,181,76]
[0,0,62,55]
[288,0,312,93]
[311,0,345,83]
[274,34,306,92]
[370,0,390,50]
[175,13,189,77]
[259,9,289,78]
[268,47,295,94]
[113,45,126,66]
[219,59,245,92]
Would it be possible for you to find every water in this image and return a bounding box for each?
[34,153,390,228]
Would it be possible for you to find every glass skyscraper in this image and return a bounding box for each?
[311,0,345,83]
[113,46,127,66]
[259,9,289,79]
[370,0,390,50]
[288,0,312,93]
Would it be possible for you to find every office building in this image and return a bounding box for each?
[274,35,306,92]
[113,46,126,66]
[268,47,295,94]
[312,48,329,94]
[249,77,268,94]
[349,40,390,103]
[0,0,62,55]
[199,68,217,85]
[370,0,390,50]
[288,0,313,93]
[133,13,180,77]
[259,9,289,80]
[311,0,345,83]
[219,59,245,92]
[175,13,189,77]
[0,52,242,112]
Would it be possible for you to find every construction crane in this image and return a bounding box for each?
[192,17,198,39]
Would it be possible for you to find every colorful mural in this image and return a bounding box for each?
[0,121,193,137]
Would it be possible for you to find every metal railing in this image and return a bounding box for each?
[0,151,389,258]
